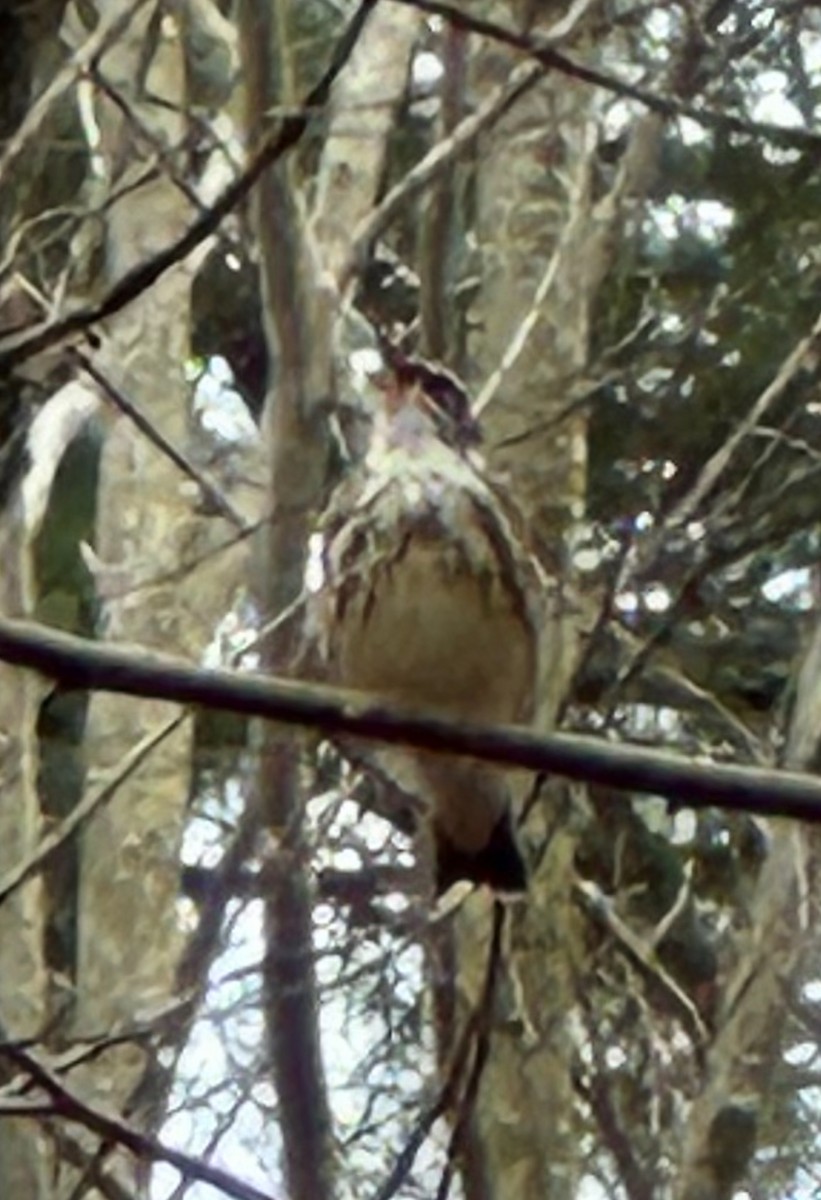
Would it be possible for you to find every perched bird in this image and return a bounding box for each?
[321,352,543,894]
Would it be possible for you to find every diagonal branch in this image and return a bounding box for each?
[72,351,249,530]
[574,879,708,1045]
[0,0,378,375]
[386,0,821,150]
[0,1044,278,1200]
[345,61,542,288]
[666,303,821,530]
[0,714,184,909]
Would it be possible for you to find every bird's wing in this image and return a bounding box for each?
[320,447,542,891]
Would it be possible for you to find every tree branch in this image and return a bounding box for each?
[0,0,153,190]
[386,0,821,150]
[433,904,505,1200]
[0,1044,278,1200]
[0,0,378,375]
[0,714,184,909]
[1,616,821,820]
[667,302,821,531]
[346,61,542,291]
[374,907,504,1200]
[72,351,249,530]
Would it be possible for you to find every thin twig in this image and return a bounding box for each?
[372,910,505,1200]
[666,304,821,530]
[0,1045,278,1200]
[573,879,707,1044]
[0,0,378,374]
[91,69,222,224]
[387,0,821,150]
[345,61,543,288]
[0,0,153,189]
[473,210,576,418]
[72,350,249,530]
[434,904,506,1200]
[0,714,185,908]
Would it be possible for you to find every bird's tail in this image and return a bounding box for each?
[435,811,527,896]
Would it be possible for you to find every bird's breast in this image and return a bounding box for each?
[324,462,540,727]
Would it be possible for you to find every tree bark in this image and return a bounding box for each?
[240,6,422,1196]
[457,7,664,1196]
[69,3,254,1191]
[674,610,821,1200]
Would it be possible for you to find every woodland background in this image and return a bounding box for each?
[2,1,821,1198]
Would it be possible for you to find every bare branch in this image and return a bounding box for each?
[0,0,378,375]
[386,0,821,150]
[72,351,249,530]
[0,715,184,908]
[311,4,423,284]
[2,617,821,821]
[666,303,821,530]
[0,0,153,189]
[374,907,505,1200]
[474,197,580,418]
[346,61,542,287]
[574,879,708,1044]
[0,1045,279,1200]
[433,905,506,1200]
[572,1042,655,1200]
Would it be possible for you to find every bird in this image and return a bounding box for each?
[320,350,543,895]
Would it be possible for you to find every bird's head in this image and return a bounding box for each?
[369,348,482,455]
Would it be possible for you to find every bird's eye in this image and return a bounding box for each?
[423,377,483,450]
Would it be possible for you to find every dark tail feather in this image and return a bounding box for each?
[435,813,527,896]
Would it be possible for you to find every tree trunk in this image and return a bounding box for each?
[69,3,253,1189]
[674,608,821,1200]
[240,6,422,1197]
[0,488,49,1198]
[456,9,664,1196]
